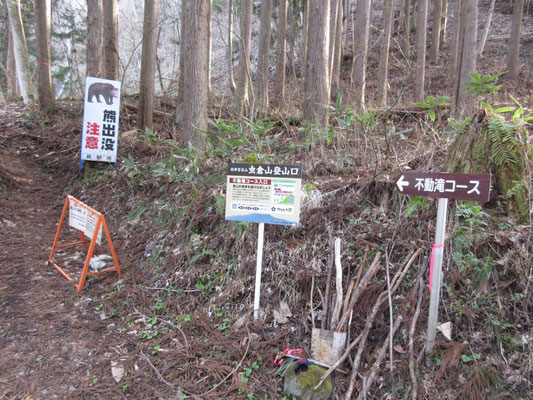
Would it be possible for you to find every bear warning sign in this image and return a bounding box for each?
[80,76,121,166]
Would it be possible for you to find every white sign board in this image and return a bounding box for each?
[225,163,302,226]
[80,76,121,164]
[69,200,103,245]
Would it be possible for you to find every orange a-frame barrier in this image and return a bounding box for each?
[48,195,121,292]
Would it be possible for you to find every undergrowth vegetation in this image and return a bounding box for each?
[40,87,531,398]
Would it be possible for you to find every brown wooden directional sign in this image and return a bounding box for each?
[396,172,491,202]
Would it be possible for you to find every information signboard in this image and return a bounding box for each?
[80,76,121,165]
[225,163,302,226]
[69,200,103,245]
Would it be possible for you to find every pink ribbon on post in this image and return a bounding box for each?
[429,244,444,291]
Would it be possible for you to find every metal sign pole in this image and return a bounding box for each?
[253,222,265,320]
[426,197,448,352]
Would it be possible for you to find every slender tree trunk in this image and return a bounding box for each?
[103,0,119,80]
[273,0,288,106]
[256,0,273,113]
[440,0,448,47]
[331,0,344,98]
[207,0,212,93]
[236,0,252,115]
[328,0,338,90]
[402,0,411,59]
[86,0,104,77]
[302,0,309,81]
[35,0,55,112]
[377,0,394,106]
[287,2,299,82]
[452,0,478,117]
[6,0,35,103]
[303,0,330,127]
[478,0,495,56]
[451,0,462,78]
[351,0,371,109]
[414,0,428,102]
[227,0,236,93]
[430,0,443,61]
[6,25,17,98]
[508,0,524,78]
[137,0,159,131]
[343,0,350,46]
[180,0,209,148]
[176,0,186,124]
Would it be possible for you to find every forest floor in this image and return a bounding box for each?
[0,104,132,399]
[0,92,532,400]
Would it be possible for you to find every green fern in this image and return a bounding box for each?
[214,194,226,216]
[403,195,430,218]
[487,116,519,167]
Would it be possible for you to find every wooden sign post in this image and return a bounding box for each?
[396,172,491,352]
[49,195,121,292]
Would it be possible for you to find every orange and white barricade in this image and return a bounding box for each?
[48,195,121,292]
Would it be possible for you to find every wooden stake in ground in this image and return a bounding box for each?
[330,237,344,329]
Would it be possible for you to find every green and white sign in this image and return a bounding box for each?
[225,163,302,226]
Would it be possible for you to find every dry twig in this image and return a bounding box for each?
[343,249,422,399]
[336,251,382,331]
[356,316,403,400]
[141,350,172,387]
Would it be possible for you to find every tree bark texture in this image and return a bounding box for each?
[180,0,209,148]
[273,0,288,106]
[303,0,330,127]
[414,0,428,102]
[401,0,411,59]
[176,0,187,125]
[256,0,273,113]
[440,0,448,47]
[302,0,309,81]
[328,0,338,88]
[351,0,371,109]
[86,0,105,77]
[452,0,478,117]
[236,0,253,115]
[103,0,119,80]
[207,0,212,93]
[227,0,236,93]
[6,24,18,98]
[331,0,344,98]
[450,0,462,78]
[377,0,394,106]
[430,0,443,61]
[137,0,159,131]
[508,0,524,78]
[6,0,35,104]
[35,0,55,112]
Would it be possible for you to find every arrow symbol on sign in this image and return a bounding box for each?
[396,175,409,191]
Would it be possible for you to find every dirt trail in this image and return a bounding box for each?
[0,113,122,398]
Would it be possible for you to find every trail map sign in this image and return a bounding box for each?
[395,171,492,352]
[396,172,491,202]
[225,163,302,226]
[80,76,121,167]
